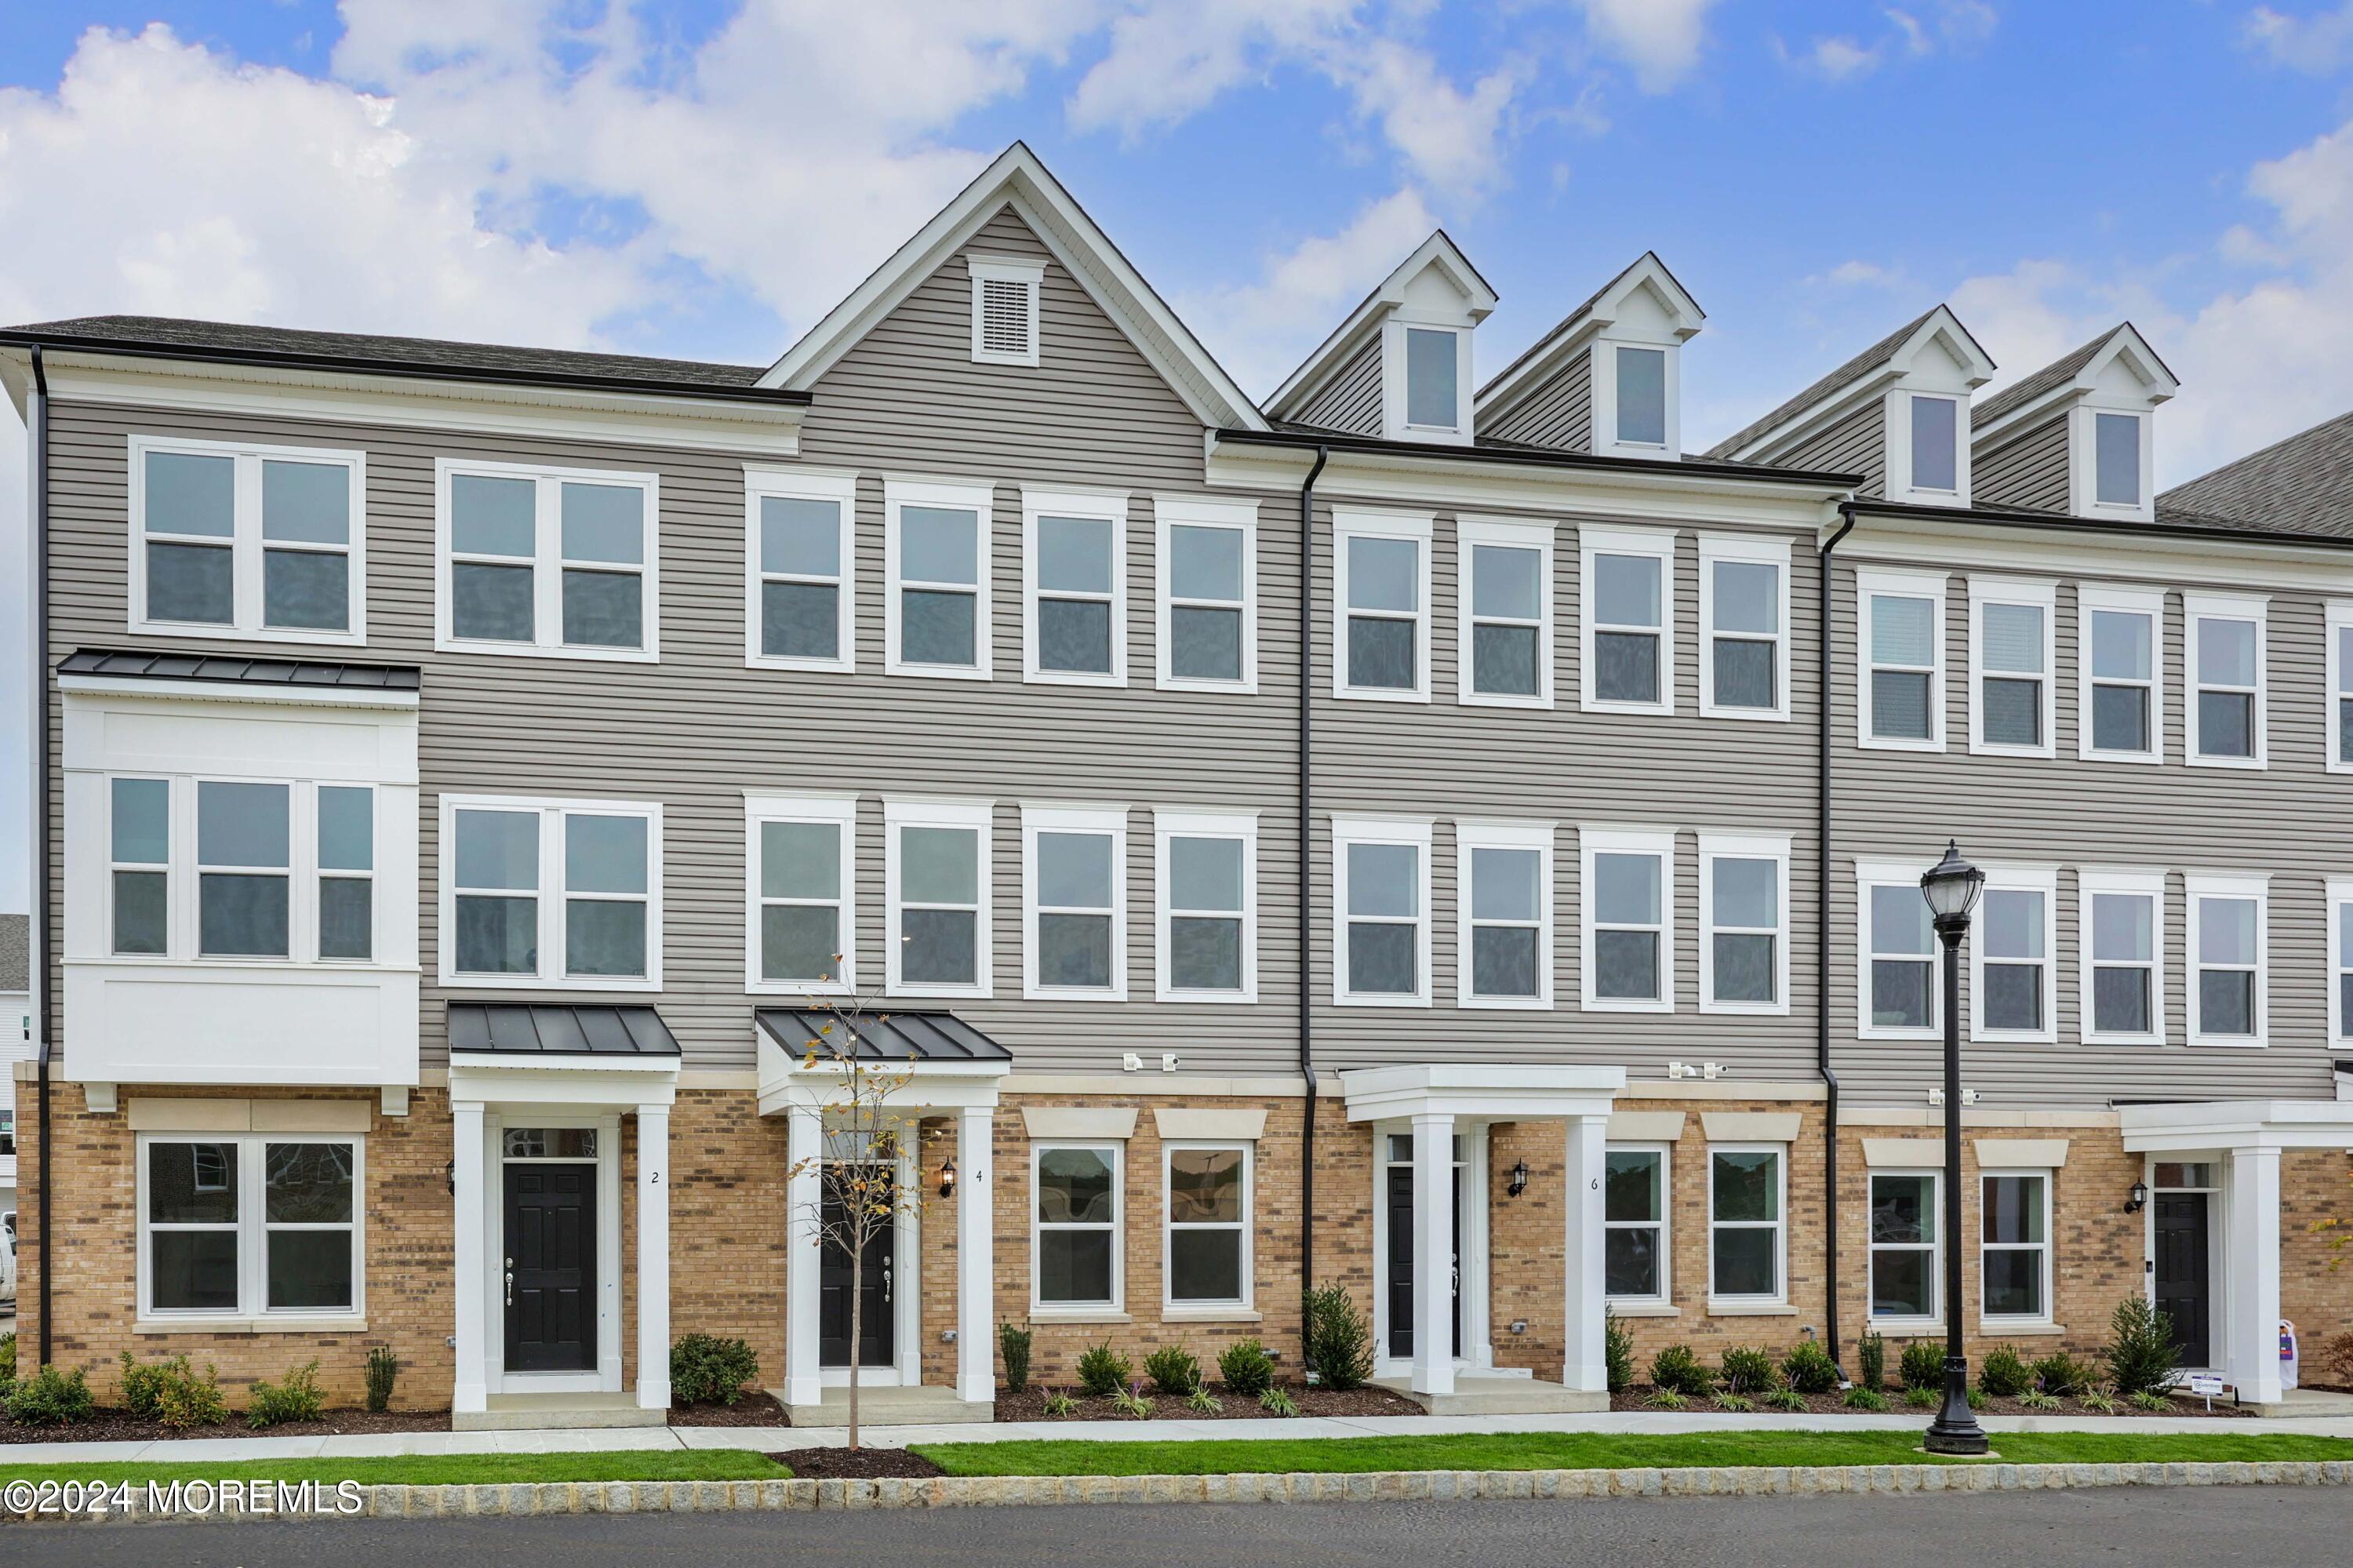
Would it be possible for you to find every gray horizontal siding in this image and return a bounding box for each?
[1782,402,1886,498]
[1973,413,2069,512]
[1293,338,1382,436]
[1484,352,1592,452]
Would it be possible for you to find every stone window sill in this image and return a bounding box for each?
[1706,1301,1797,1317]
[1162,1307,1261,1323]
[137,1316,366,1336]
[1980,1319,2066,1337]
[1028,1309,1133,1325]
[1606,1301,1681,1317]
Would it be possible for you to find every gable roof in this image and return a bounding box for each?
[762,141,1265,432]
[1706,304,1993,460]
[1973,322,2179,432]
[1264,230,1499,422]
[1471,252,1704,427]
[0,913,25,995]
[2159,406,2353,540]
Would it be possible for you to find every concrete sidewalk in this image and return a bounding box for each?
[5,1405,2351,1467]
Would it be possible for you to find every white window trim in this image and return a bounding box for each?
[1332,813,1434,1008]
[1696,532,1791,722]
[1456,817,1556,1010]
[2072,403,2155,523]
[1580,524,1677,716]
[1969,861,2059,1045]
[1153,808,1259,1004]
[1162,1141,1253,1312]
[1591,337,1682,460]
[882,475,996,681]
[1865,1167,1941,1330]
[2185,871,2269,1047]
[438,794,664,991]
[1887,390,1969,507]
[968,253,1044,368]
[2076,584,2166,764]
[1856,857,1940,1041]
[1153,495,1260,695]
[1856,566,1947,751]
[1967,576,2057,759]
[1333,509,1434,703]
[1697,830,1791,1017]
[1381,318,1474,444]
[2332,876,2353,1049]
[433,456,660,663]
[1456,515,1557,709]
[1579,824,1676,1013]
[129,433,369,646]
[883,796,995,1000]
[1979,1168,2057,1330]
[1706,1143,1787,1308]
[136,1130,366,1328]
[2329,602,2353,776]
[1020,802,1129,1002]
[2184,591,2268,769]
[744,791,859,996]
[1603,1141,1672,1310]
[1020,487,1130,687]
[743,467,857,674]
[1031,1141,1122,1313]
[2078,867,2166,1046]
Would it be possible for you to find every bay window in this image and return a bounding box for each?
[132,435,365,642]
[438,459,656,659]
[111,777,170,955]
[442,795,661,988]
[140,1133,362,1322]
[1164,1144,1250,1310]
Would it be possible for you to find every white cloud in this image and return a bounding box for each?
[1775,2,1997,85]
[1572,0,1721,92]
[2242,2,2353,72]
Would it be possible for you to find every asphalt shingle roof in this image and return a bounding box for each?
[1704,308,1942,460]
[2158,408,2353,541]
[0,914,26,995]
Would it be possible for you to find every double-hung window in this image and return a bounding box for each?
[1867,1170,1938,1324]
[441,796,660,988]
[1457,820,1552,1007]
[746,793,857,994]
[745,468,856,671]
[1334,511,1432,700]
[2078,585,2162,762]
[1857,568,1946,748]
[1457,516,1554,705]
[140,1133,363,1322]
[1857,860,1937,1037]
[1699,832,1788,1014]
[1333,815,1431,1005]
[1581,827,1674,1010]
[1023,488,1128,684]
[1155,809,1257,1002]
[1033,1143,1120,1311]
[2331,878,2353,1044]
[1165,1143,1251,1311]
[130,435,366,643]
[1022,803,1127,999]
[438,459,656,658]
[198,782,292,959]
[885,798,992,997]
[2079,868,2163,1044]
[1969,577,2055,756]
[315,786,375,962]
[2185,593,2267,767]
[111,777,171,956]
[1708,1146,1784,1304]
[1603,1145,1669,1305]
[1581,526,1675,714]
[884,478,994,678]
[2186,873,2267,1044]
[1980,1172,2052,1324]
[2329,604,2353,774]
[1155,497,1258,692]
[1697,533,1789,719]
[1970,866,2057,1042]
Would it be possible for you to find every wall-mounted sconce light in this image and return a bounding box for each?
[2126,1180,2148,1214]
[940,1157,958,1200]
[1507,1159,1529,1198]
[445,1159,454,1196]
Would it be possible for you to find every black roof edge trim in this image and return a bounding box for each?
[59,646,424,690]
[0,329,813,407]
[1213,426,1860,489]
[1847,497,2353,552]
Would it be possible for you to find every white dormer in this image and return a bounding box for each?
[1585,257,1704,460]
[1266,231,1497,446]
[2068,329,2177,522]
[1880,308,1998,507]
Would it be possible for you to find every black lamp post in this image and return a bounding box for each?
[1920,840,1990,1455]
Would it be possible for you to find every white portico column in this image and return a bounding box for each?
[1410,1111,1457,1396]
[955,1105,996,1402]
[450,1100,489,1414]
[784,1103,824,1408]
[2228,1144,2284,1404]
[635,1104,672,1410]
[1562,1113,1609,1393]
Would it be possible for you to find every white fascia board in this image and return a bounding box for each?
[1269,231,1497,420]
[1835,516,2353,596]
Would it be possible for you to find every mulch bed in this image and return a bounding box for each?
[995,1381,1421,1422]
[770,1446,947,1480]
[670,1392,788,1426]
[0,1407,450,1445]
[1608,1386,2255,1418]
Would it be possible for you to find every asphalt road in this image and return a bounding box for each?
[11,1486,2352,1566]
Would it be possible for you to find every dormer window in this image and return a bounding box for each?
[968,254,1043,367]
[2095,413,2141,508]
[1616,347,1667,446]
[1910,396,1959,493]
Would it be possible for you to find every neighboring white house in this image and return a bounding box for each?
[0,911,30,1298]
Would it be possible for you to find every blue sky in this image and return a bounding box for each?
[8,0,2353,908]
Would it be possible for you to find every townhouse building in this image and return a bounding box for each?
[4,141,2348,1428]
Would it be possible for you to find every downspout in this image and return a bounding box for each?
[1819,499,1858,1379]
[29,344,52,1368]
[1297,442,1329,1368]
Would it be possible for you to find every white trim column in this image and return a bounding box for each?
[784,1103,824,1408]
[2228,1144,2283,1404]
[1562,1112,1609,1393]
[1410,1111,1457,1396]
[450,1099,488,1414]
[635,1104,672,1410]
[956,1104,995,1403]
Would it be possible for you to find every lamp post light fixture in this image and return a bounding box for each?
[1920,840,1990,1457]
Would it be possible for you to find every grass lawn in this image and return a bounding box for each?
[911,1428,2353,1478]
[0,1448,790,1490]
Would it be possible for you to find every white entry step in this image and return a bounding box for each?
[455,1391,671,1432]
[1373,1373,1609,1417]
[776,1384,995,1428]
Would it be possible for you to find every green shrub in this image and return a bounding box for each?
[1858,1331,1886,1392]
[1761,1387,1809,1413]
[1076,1341,1132,1398]
[2019,1389,2061,1410]
[1184,1385,1222,1414]
[120,1353,226,1430]
[8,1365,94,1427]
[1042,1388,1078,1417]
[2106,1296,2182,1397]
[0,1332,16,1388]
[118,1350,169,1421]
[1901,1384,1937,1410]
[1980,1344,2033,1398]
[1303,1286,1374,1391]
[1110,1383,1153,1418]
[2030,1352,2096,1399]
[2129,1389,2173,1413]
[2081,1385,2118,1414]
[365,1347,399,1413]
[1649,1344,1712,1397]
[1604,1311,1635,1395]
[1646,1387,1689,1410]
[246,1360,325,1429]
[997,1322,1032,1395]
[1143,1344,1201,1396]
[1966,1386,1988,1412]
[669,1334,760,1406]
[1711,1392,1755,1413]
[1217,1339,1275,1398]
[1718,1345,1780,1395]
[1897,1339,1944,1391]
[1843,1385,1890,1412]
[1782,1337,1839,1395]
[1258,1386,1300,1417]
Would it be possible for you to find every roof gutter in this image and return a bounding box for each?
[1213,424,1861,491]
[1297,442,1329,1370]
[1818,499,1859,1381]
[1848,496,2353,556]
[29,344,52,1368]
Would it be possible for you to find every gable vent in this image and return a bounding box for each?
[968,254,1045,367]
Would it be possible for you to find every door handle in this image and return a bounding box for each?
[882,1259,893,1304]
[504,1256,515,1308]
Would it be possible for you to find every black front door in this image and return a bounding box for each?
[505,1164,595,1373]
[2155,1192,2213,1368]
[819,1169,896,1368]
[1384,1164,1462,1362]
